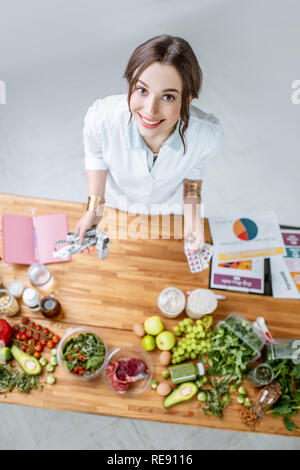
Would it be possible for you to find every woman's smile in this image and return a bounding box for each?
[138,112,165,128]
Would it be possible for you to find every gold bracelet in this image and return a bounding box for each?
[87,195,106,216]
[183,180,202,199]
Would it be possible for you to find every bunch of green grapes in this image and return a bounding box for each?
[171,316,213,364]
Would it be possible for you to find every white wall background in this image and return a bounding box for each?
[0,0,299,225]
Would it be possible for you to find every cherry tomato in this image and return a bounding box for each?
[27,330,34,337]
[36,325,42,331]
[40,339,47,346]
[34,344,43,352]
[22,317,29,324]
[47,339,55,349]
[21,345,27,352]
[27,339,36,346]
[21,334,28,341]
[52,335,60,344]
[34,351,41,359]
[43,328,49,335]
[16,333,21,340]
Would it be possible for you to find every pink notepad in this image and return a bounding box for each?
[1,213,71,265]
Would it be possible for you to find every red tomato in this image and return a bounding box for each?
[21,345,27,352]
[47,339,55,349]
[21,334,28,341]
[33,351,41,359]
[22,317,29,324]
[27,330,34,337]
[27,339,36,346]
[36,325,42,331]
[16,333,21,340]
[52,335,60,344]
[34,344,43,352]
[40,339,47,346]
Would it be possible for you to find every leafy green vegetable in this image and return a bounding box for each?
[266,359,300,431]
[0,364,41,394]
[62,332,105,375]
[224,316,263,352]
[207,324,257,383]
[200,377,230,418]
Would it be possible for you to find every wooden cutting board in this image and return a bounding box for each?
[0,193,299,437]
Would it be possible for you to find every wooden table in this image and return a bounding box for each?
[0,193,300,437]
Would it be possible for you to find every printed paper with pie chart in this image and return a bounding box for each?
[208,211,285,262]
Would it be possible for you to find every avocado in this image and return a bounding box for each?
[11,345,42,375]
[0,347,12,364]
[163,382,198,409]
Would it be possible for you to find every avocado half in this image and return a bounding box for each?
[11,345,42,375]
[163,382,198,409]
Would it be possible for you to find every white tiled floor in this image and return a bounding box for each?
[1,0,300,450]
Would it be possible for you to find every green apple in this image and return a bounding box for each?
[156,331,176,351]
[142,334,156,351]
[144,316,164,336]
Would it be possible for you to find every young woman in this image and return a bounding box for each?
[76,34,223,251]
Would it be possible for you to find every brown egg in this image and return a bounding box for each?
[159,350,172,366]
[157,382,172,396]
[133,323,145,337]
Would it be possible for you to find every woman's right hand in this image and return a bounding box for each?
[75,211,102,252]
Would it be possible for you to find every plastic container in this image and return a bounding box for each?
[57,327,108,381]
[216,312,266,362]
[103,345,153,397]
[263,338,300,361]
[186,289,218,319]
[157,287,186,318]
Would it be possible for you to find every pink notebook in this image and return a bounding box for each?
[2,212,71,265]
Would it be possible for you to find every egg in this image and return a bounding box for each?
[157,382,172,396]
[159,350,172,366]
[133,323,145,337]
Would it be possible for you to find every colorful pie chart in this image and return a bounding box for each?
[233,218,258,241]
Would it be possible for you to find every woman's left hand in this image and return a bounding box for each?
[184,219,204,253]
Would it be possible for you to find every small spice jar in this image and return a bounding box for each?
[41,295,61,319]
[7,280,25,299]
[0,288,20,316]
[247,363,274,387]
[157,287,186,318]
[22,288,41,312]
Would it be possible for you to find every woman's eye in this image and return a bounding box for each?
[137,87,147,95]
[163,94,175,102]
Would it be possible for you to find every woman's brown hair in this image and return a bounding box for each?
[123,34,203,154]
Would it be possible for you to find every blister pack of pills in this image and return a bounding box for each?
[184,243,214,273]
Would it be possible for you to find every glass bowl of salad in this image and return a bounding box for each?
[103,344,153,397]
[57,327,107,381]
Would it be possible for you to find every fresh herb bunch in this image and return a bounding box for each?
[266,359,300,432]
[0,364,41,394]
[224,316,263,352]
[62,333,106,376]
[207,324,257,383]
[200,377,231,418]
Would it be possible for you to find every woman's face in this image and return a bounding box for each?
[129,62,183,142]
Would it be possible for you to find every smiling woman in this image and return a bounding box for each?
[76,34,223,252]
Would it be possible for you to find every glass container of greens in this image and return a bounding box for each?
[57,327,107,381]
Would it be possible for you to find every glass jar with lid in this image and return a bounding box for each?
[157,287,186,318]
[0,289,20,316]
